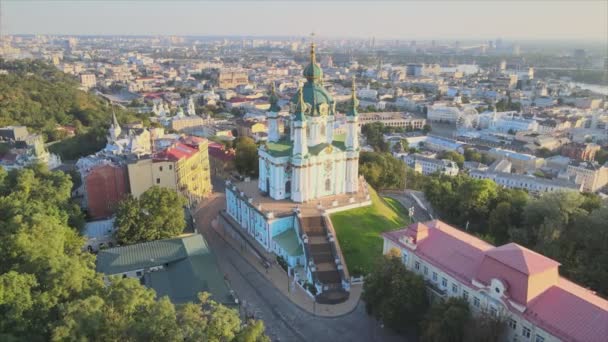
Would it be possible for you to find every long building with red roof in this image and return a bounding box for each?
[382,220,608,342]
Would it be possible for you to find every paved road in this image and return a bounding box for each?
[382,190,434,223]
[195,193,404,342]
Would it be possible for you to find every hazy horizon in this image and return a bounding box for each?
[2,1,607,42]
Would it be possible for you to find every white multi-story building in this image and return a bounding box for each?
[427,104,462,123]
[469,170,581,193]
[404,153,459,176]
[565,162,608,193]
[383,220,608,342]
[358,112,426,130]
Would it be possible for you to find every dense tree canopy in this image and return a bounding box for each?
[404,166,608,297]
[116,186,188,245]
[362,254,429,333]
[359,152,406,190]
[0,165,268,341]
[0,59,148,159]
[361,122,389,152]
[421,298,471,342]
[235,137,259,178]
[437,151,464,168]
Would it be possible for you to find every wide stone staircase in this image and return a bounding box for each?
[300,216,349,304]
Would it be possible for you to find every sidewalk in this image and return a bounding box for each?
[211,216,363,317]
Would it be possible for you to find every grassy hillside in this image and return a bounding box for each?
[0,59,147,159]
[331,188,409,276]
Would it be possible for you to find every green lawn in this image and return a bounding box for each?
[330,189,409,276]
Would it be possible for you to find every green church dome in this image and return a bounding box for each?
[290,43,334,116]
[303,43,323,82]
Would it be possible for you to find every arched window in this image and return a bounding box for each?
[325,178,331,191]
[285,180,291,194]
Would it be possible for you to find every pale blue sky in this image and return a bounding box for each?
[2,1,607,41]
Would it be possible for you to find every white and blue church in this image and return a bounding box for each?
[223,43,362,298]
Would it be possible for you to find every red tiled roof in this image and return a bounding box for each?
[524,278,608,342]
[485,243,560,275]
[153,143,197,161]
[228,97,251,103]
[382,220,608,342]
[180,136,207,148]
[208,142,235,162]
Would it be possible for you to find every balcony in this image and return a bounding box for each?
[426,281,447,300]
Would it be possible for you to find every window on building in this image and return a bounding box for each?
[325,178,331,191]
[534,335,544,342]
[473,297,480,308]
[159,166,163,171]
[415,261,420,270]
[462,290,468,300]
[522,327,531,339]
[136,271,142,277]
[452,284,458,293]
[402,252,408,265]
[156,178,160,184]
[441,277,447,288]
[508,318,517,330]
[169,164,173,170]
[423,266,428,275]
[432,272,437,281]
[490,306,498,317]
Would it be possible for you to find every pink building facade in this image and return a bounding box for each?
[382,220,608,342]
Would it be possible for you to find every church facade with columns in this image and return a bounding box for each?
[259,44,360,202]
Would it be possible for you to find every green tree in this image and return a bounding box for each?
[420,298,471,342]
[235,136,259,177]
[363,255,428,333]
[438,151,465,168]
[0,59,147,160]
[0,166,270,340]
[596,148,608,164]
[422,124,432,134]
[116,187,187,245]
[361,122,389,152]
[488,202,513,245]
[236,320,271,342]
[463,311,507,342]
[463,148,482,163]
[359,152,406,190]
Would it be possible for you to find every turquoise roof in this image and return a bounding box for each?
[264,133,346,158]
[265,139,292,157]
[293,86,307,122]
[346,78,359,117]
[290,82,334,111]
[272,228,303,256]
[96,234,233,304]
[303,43,323,82]
[290,43,334,117]
[268,82,281,113]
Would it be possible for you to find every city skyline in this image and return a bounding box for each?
[2,1,607,41]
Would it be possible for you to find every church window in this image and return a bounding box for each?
[325,179,331,191]
[156,178,160,184]
[159,166,163,171]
